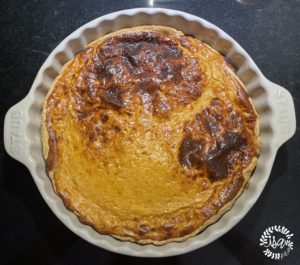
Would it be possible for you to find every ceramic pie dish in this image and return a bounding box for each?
[3,8,296,257]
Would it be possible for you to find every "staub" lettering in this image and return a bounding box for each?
[274,89,291,134]
[10,111,22,154]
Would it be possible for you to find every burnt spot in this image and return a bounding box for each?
[112,125,121,133]
[178,99,253,181]
[135,79,174,115]
[219,131,246,151]
[170,63,184,83]
[71,32,205,147]
[211,98,221,106]
[138,224,150,236]
[88,133,95,142]
[206,155,229,180]
[71,31,205,127]
[164,45,182,59]
[102,86,123,108]
[87,61,107,81]
[205,119,219,135]
[100,113,109,123]
[123,50,139,68]
[95,31,201,114]
[108,31,179,47]
[135,79,160,96]
[77,112,86,120]
[179,137,203,168]
[206,132,246,180]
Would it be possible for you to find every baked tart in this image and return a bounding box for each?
[41,26,260,245]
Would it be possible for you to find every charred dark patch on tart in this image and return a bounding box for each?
[71,31,204,145]
[178,137,203,168]
[72,31,203,116]
[206,132,246,180]
[178,98,256,181]
[102,86,124,108]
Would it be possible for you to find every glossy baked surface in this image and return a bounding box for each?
[42,26,259,244]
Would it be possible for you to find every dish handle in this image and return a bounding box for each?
[4,96,32,167]
[266,80,296,149]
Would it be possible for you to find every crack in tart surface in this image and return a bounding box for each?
[41,25,260,245]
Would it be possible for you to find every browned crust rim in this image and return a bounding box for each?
[41,25,260,245]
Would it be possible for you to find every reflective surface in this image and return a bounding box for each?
[0,0,300,264]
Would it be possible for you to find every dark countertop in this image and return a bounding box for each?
[0,0,299,264]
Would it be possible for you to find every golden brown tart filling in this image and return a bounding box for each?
[42,26,260,244]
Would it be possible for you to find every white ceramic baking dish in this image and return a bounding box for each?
[3,8,296,257]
